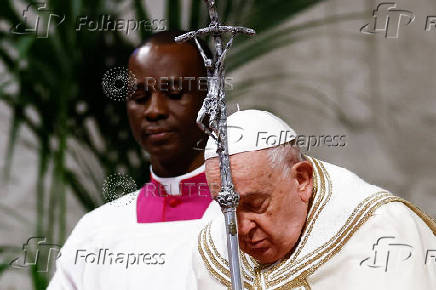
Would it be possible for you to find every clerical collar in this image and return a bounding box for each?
[150,164,206,196]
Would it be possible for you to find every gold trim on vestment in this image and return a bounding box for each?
[399,199,436,235]
[198,157,331,289]
[198,224,232,288]
[238,156,330,285]
[197,158,435,289]
[275,277,311,290]
[273,193,394,289]
[266,157,332,279]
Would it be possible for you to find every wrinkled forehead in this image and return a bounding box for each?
[205,150,272,195]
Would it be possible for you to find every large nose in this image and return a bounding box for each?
[144,92,169,121]
[237,212,256,239]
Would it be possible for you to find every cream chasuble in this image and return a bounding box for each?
[191,157,436,290]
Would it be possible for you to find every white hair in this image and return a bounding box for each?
[266,142,305,177]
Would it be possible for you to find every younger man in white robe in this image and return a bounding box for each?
[48,31,220,290]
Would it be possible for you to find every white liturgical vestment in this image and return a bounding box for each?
[191,157,436,290]
[48,185,221,290]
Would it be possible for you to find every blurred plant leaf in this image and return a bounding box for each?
[0,263,10,277]
[0,245,22,278]
[1,0,21,27]
[134,0,151,41]
[0,203,33,227]
[227,12,366,72]
[166,0,181,30]
[190,0,202,30]
[242,0,325,33]
[31,265,48,290]
[3,106,23,182]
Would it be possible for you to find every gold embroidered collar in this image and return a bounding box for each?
[198,157,412,289]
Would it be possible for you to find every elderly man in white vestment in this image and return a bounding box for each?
[191,110,436,290]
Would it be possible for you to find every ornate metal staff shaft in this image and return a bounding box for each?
[175,1,255,289]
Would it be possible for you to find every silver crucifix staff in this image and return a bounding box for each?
[175,1,255,289]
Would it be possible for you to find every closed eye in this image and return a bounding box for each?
[133,92,149,104]
[131,84,150,104]
[240,196,269,213]
[168,92,183,100]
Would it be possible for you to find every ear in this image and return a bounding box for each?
[291,161,313,203]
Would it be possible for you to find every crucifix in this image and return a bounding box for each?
[175,1,255,289]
